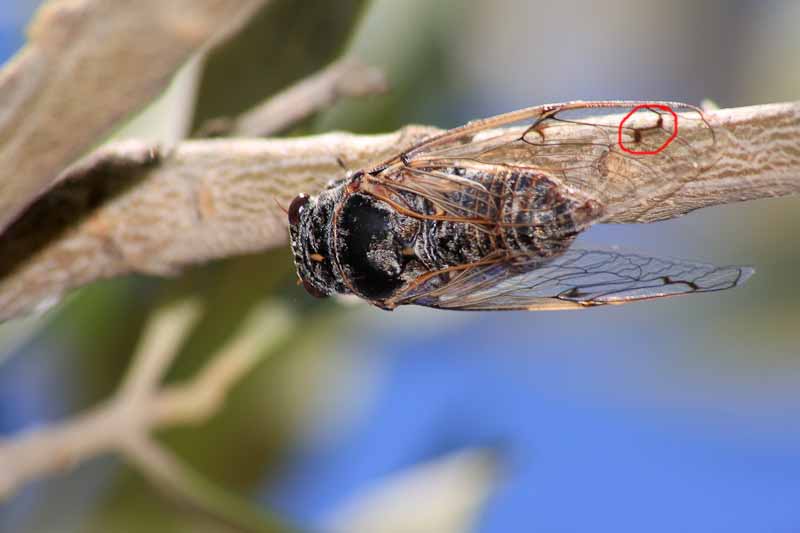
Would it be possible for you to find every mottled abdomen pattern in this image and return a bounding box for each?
[413,167,603,270]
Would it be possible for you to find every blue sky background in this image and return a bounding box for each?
[264,301,800,532]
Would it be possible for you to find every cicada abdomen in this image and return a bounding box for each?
[370,165,605,273]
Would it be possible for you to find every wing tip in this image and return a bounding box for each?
[735,265,756,286]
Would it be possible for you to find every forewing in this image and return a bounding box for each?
[371,165,500,222]
[389,101,718,221]
[396,248,753,311]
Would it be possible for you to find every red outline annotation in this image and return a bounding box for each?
[617,104,678,155]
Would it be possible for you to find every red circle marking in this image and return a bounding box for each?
[617,104,678,155]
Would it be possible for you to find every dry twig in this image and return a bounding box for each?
[122,435,293,532]
[199,57,389,137]
[0,300,293,507]
[0,0,268,233]
[0,127,437,322]
[1,101,799,323]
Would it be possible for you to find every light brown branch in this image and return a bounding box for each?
[199,57,389,137]
[118,300,201,401]
[0,301,292,501]
[1,102,799,323]
[0,127,438,322]
[0,0,268,233]
[123,436,294,533]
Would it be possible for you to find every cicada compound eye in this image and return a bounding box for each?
[302,278,329,299]
[288,193,311,226]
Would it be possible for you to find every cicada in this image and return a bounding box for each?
[287,101,752,311]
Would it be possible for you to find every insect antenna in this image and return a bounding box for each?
[273,197,289,215]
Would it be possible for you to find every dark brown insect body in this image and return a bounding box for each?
[289,101,752,311]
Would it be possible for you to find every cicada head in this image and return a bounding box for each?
[287,187,345,299]
[288,181,425,306]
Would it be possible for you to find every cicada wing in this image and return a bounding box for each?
[395,248,753,311]
[390,101,718,222]
[370,165,501,223]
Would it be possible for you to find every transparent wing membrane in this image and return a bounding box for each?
[396,249,752,311]
[374,101,717,222]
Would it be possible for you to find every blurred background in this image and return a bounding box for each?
[2,0,800,532]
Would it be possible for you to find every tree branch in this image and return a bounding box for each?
[1,102,799,323]
[0,127,438,322]
[198,57,389,137]
[0,0,268,233]
[0,300,292,505]
[123,436,295,532]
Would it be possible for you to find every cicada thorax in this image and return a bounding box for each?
[400,166,604,271]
